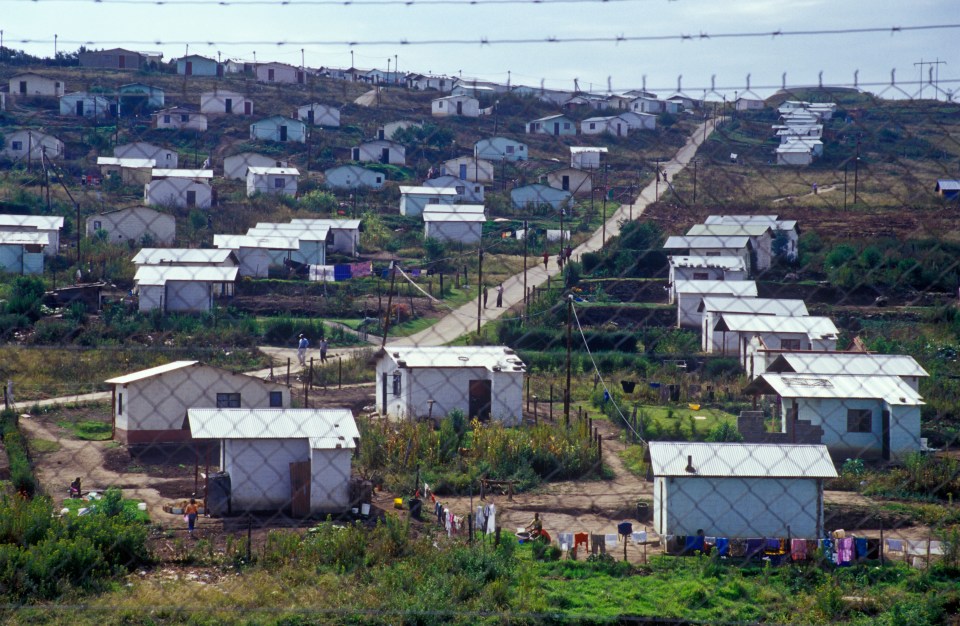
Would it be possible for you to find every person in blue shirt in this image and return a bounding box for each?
[297,333,309,366]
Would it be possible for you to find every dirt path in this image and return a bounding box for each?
[353,89,378,107]
[772,184,837,204]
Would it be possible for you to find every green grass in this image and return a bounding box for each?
[619,443,648,477]
[57,419,112,441]
[28,438,60,453]
[61,496,150,523]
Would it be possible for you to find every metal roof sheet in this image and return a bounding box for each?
[134,265,239,286]
[699,296,808,316]
[187,408,358,449]
[97,157,156,168]
[686,224,772,238]
[936,180,960,191]
[716,313,838,337]
[0,214,65,230]
[768,352,929,378]
[569,147,609,154]
[105,360,198,384]
[399,186,458,195]
[648,442,837,478]
[213,234,300,250]
[132,248,234,265]
[247,167,301,176]
[290,218,361,230]
[669,255,746,270]
[672,280,757,297]
[152,168,214,179]
[0,231,50,246]
[248,223,330,241]
[380,346,526,372]
[748,373,923,406]
[663,235,751,249]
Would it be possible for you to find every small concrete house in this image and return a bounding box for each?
[700,296,809,353]
[580,115,628,137]
[105,361,288,445]
[776,142,814,166]
[570,147,607,170]
[134,265,238,313]
[9,73,64,97]
[686,223,773,272]
[546,167,592,196]
[115,142,178,168]
[86,206,176,245]
[223,152,287,181]
[351,140,405,165]
[144,177,213,209]
[398,186,457,216]
[935,180,960,200]
[375,346,526,424]
[423,175,484,204]
[431,95,480,118]
[187,408,358,516]
[650,442,837,540]
[710,312,839,362]
[246,223,330,266]
[668,255,748,288]
[255,62,306,84]
[79,48,143,70]
[407,74,454,92]
[295,103,340,127]
[2,129,64,162]
[247,167,300,198]
[200,90,253,115]
[510,183,572,210]
[735,97,765,111]
[423,205,485,245]
[153,107,208,131]
[0,232,49,274]
[176,55,221,77]
[441,156,494,184]
[97,157,155,186]
[213,234,298,277]
[526,114,576,136]
[703,215,799,261]
[760,352,929,392]
[324,164,384,190]
[629,96,662,114]
[290,219,361,256]
[671,280,758,329]
[0,214,63,257]
[59,92,113,119]
[618,111,657,131]
[118,83,165,111]
[250,116,307,143]
[474,137,528,162]
[662,235,752,273]
[743,372,923,461]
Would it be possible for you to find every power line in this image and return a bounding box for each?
[8,0,653,5]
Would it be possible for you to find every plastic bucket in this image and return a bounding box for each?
[393,498,404,509]
[137,502,147,512]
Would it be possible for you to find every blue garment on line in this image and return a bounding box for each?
[684,535,705,553]
[855,537,868,558]
[617,522,633,537]
[715,537,730,556]
[765,537,781,551]
[745,538,764,558]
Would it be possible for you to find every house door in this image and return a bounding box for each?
[185,61,193,75]
[225,98,233,113]
[289,461,311,517]
[380,148,389,164]
[561,175,570,191]
[553,122,560,135]
[468,380,492,421]
[352,147,361,161]
[76,100,85,116]
[244,101,252,115]
[881,410,891,460]
[19,81,27,94]
[456,101,463,115]
[297,71,305,84]
[459,164,467,180]
[381,373,388,414]
[279,125,288,142]
[119,55,126,69]
[186,190,196,207]
[307,110,314,124]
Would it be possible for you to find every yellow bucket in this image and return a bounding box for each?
[394,498,404,509]
[688,403,701,411]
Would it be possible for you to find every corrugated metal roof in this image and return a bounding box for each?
[0,214,65,230]
[748,373,923,406]
[663,235,751,249]
[134,265,239,286]
[769,353,929,378]
[97,157,156,168]
[132,248,234,265]
[290,218,361,230]
[716,313,838,337]
[152,169,214,179]
[669,255,746,270]
[399,186,458,195]
[247,167,301,176]
[423,211,486,223]
[187,408,358,449]
[705,214,777,224]
[649,442,837,478]
[0,231,50,245]
[672,280,757,297]
[105,360,198,384]
[248,223,329,241]
[936,180,960,191]
[569,147,609,154]
[699,296,808,316]
[381,346,526,372]
[214,234,300,250]
[686,224,772,238]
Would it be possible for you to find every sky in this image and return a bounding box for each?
[2,0,957,99]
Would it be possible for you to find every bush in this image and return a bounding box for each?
[299,190,338,213]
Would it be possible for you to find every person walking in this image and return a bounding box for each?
[496,284,504,307]
[297,333,309,366]
[184,498,199,538]
[483,286,489,308]
[319,337,329,363]
[542,251,549,269]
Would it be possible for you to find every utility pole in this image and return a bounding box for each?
[853,136,861,204]
[655,159,660,201]
[522,219,528,306]
[564,295,572,426]
[558,209,564,258]
[843,164,848,210]
[601,163,608,245]
[380,262,398,348]
[692,159,698,205]
[476,247,484,335]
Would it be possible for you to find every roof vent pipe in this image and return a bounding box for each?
[685,455,696,473]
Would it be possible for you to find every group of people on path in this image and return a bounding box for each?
[482,284,505,309]
[297,333,329,367]
[542,246,574,270]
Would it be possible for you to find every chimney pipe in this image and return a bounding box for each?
[685,455,696,473]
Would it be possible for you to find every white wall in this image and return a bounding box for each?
[792,397,919,460]
[166,280,211,312]
[225,438,308,511]
[145,179,212,209]
[310,448,353,512]
[236,247,278,277]
[424,221,482,245]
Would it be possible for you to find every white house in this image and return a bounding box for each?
[176,55,221,77]
[776,142,815,166]
[153,107,208,131]
[441,156,494,184]
[104,360,289,445]
[407,74,454,92]
[735,97,765,111]
[351,140,405,165]
[618,111,657,131]
[570,147,608,170]
[700,296,809,353]
[580,115,628,137]
[144,178,213,209]
[703,215,799,261]
[650,442,837,540]
[743,372,924,461]
[295,103,340,127]
[0,214,63,257]
[671,280,758,329]
[86,206,176,245]
[200,89,253,115]
[59,92,113,119]
[662,235,753,273]
[510,183,572,210]
[246,166,300,198]
[628,96,662,114]
[1,129,64,162]
[290,219,361,257]
[760,352,929,392]
[686,223,773,272]
[9,73,64,97]
[474,137,528,162]
[250,116,307,143]
[526,114,576,136]
[398,186,457,216]
[247,223,330,266]
[118,83,165,110]
[97,157,155,186]
[213,234,298,277]
[546,167,592,196]
[668,255,748,288]
[255,62,306,84]
[375,346,526,424]
[223,152,288,181]
[431,95,480,118]
[423,175,484,204]
[115,142,177,168]
[134,265,237,313]
[132,247,238,268]
[187,408,358,516]
[709,312,839,362]
[0,232,49,274]
[324,164,385,190]
[423,205,485,245]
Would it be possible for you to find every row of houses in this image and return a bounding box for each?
[773,100,836,166]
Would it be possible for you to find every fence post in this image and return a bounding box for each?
[338,356,343,389]
[549,384,554,421]
[597,433,602,461]
[286,358,291,386]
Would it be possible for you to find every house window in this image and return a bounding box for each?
[428,198,440,204]
[216,393,241,408]
[392,372,402,395]
[274,177,284,189]
[693,272,709,280]
[181,114,190,123]
[589,123,596,130]
[376,176,383,183]
[438,101,443,108]
[118,392,123,415]
[268,68,275,81]
[163,115,171,123]
[506,145,514,154]
[563,123,570,129]
[780,338,802,350]
[269,391,283,407]
[93,221,102,230]
[847,409,872,433]
[705,251,721,257]
[11,141,22,151]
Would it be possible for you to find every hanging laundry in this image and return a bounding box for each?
[475,506,485,532]
[574,532,589,551]
[350,261,372,278]
[310,265,336,282]
[486,503,496,534]
[558,533,574,549]
[745,538,764,559]
[838,537,854,565]
[685,535,705,554]
[617,522,633,539]
[791,538,807,561]
[605,534,619,549]
[715,537,730,557]
[631,531,647,545]
[590,534,605,554]
[855,537,868,559]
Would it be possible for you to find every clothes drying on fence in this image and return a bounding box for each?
[885,538,904,553]
[631,531,647,545]
[617,522,633,540]
[310,265,336,282]
[574,532,589,551]
[557,533,574,550]
[745,538,765,559]
[715,537,730,557]
[791,538,808,561]
[855,537,869,559]
[605,534,619,549]
[350,261,372,277]
[485,503,496,535]
[684,535,705,554]
[837,537,854,565]
[591,534,605,554]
